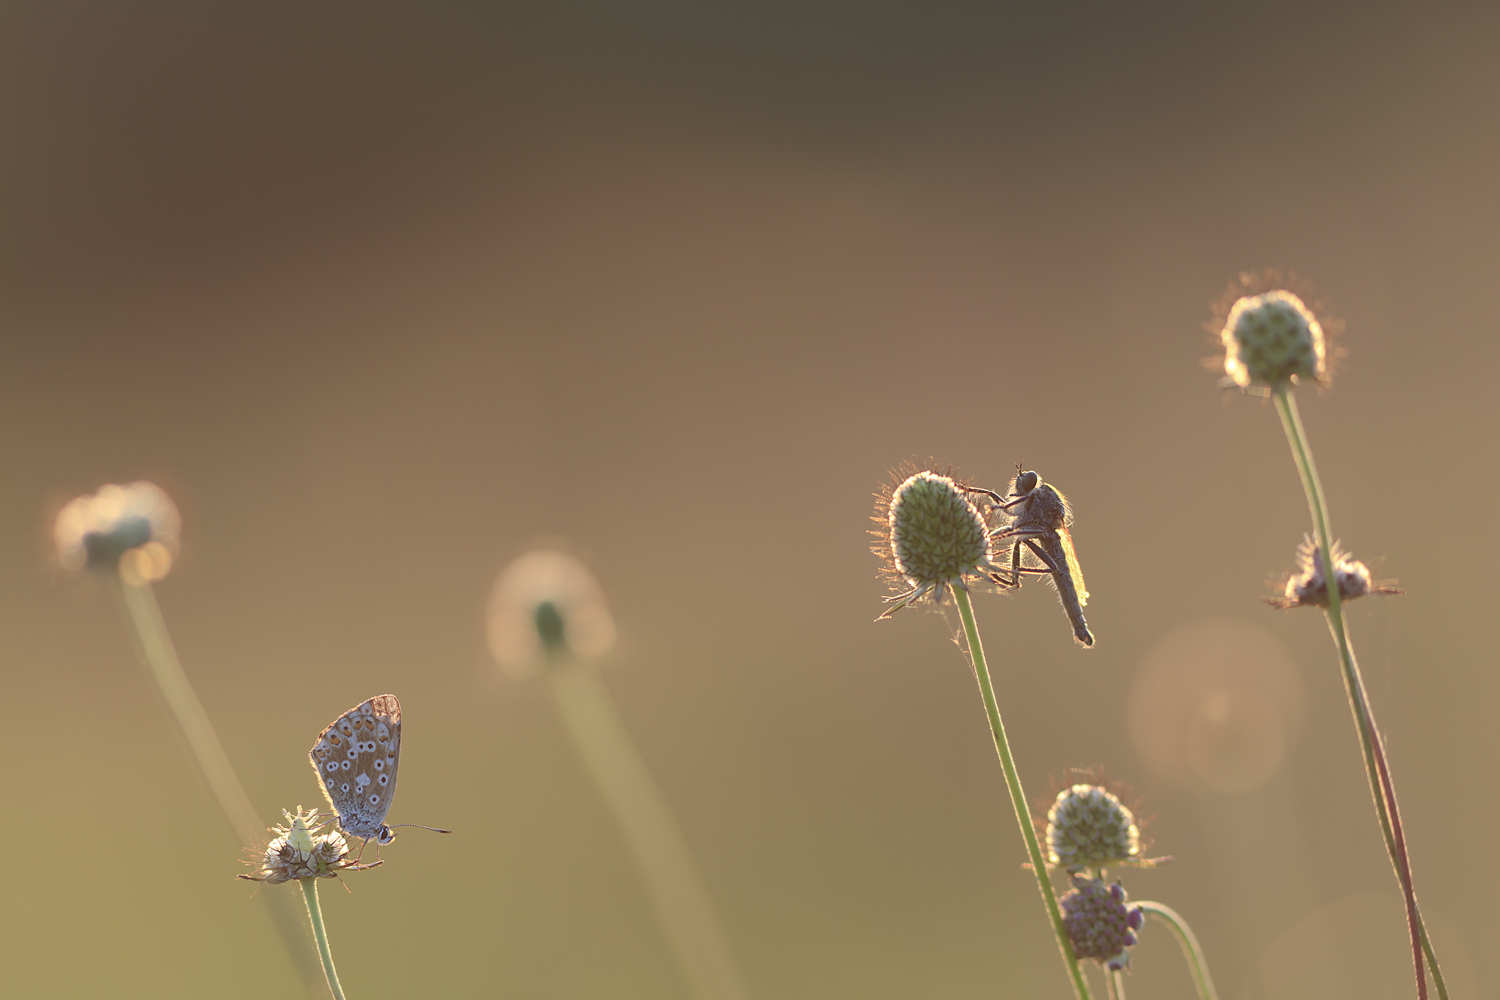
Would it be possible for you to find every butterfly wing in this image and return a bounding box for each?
[1058,526,1088,607]
[309,694,402,840]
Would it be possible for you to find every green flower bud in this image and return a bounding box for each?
[873,468,1006,619]
[1220,290,1326,389]
[1046,784,1143,872]
[890,471,989,585]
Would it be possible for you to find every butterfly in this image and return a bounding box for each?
[308,693,449,854]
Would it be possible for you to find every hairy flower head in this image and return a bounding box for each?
[1208,271,1341,392]
[1060,875,1146,972]
[54,481,180,583]
[1266,533,1402,610]
[1035,770,1169,874]
[239,807,380,884]
[1047,784,1143,872]
[871,466,1008,619]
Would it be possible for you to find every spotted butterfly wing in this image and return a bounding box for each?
[309,694,401,845]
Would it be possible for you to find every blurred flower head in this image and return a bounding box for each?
[1043,782,1157,874]
[239,807,379,884]
[1208,271,1340,392]
[1266,533,1402,610]
[488,546,616,678]
[871,466,1008,619]
[1060,875,1146,972]
[53,481,180,583]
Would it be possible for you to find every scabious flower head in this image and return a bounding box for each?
[53,481,180,583]
[1266,533,1402,610]
[871,466,1008,619]
[239,807,378,884]
[1208,271,1341,393]
[1046,784,1144,872]
[487,546,616,678]
[1221,290,1325,389]
[1060,875,1146,972]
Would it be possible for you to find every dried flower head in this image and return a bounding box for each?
[1208,271,1342,393]
[871,466,1009,619]
[53,481,180,583]
[1266,533,1402,610]
[239,807,380,884]
[1060,875,1146,972]
[487,546,616,679]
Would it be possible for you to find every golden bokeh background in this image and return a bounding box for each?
[2,4,1495,998]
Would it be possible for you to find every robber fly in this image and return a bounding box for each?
[970,468,1094,647]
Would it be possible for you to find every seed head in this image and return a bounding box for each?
[1060,875,1146,972]
[1266,533,1402,610]
[1046,784,1144,872]
[53,481,180,583]
[239,807,380,884]
[1220,290,1326,389]
[487,545,616,678]
[871,467,1007,619]
[1207,271,1342,393]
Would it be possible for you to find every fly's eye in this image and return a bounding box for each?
[1016,471,1039,494]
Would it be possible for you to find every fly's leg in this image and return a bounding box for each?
[1022,538,1064,575]
[963,485,1008,504]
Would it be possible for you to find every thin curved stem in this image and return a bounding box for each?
[1109,970,1127,1000]
[300,879,347,1000]
[952,586,1092,1000]
[1134,901,1218,1000]
[111,578,327,997]
[548,658,754,1000]
[1272,386,1444,1000]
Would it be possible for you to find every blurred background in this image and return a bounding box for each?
[2,2,1496,997]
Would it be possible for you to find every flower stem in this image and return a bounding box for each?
[300,879,347,1000]
[1272,386,1445,1000]
[951,586,1092,1000]
[111,577,328,998]
[1109,970,1127,1000]
[1134,901,1218,1000]
[548,658,754,1000]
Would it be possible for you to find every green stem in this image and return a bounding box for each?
[1103,970,1118,1000]
[1110,970,1127,1000]
[548,658,754,1000]
[300,879,347,1000]
[952,586,1092,1000]
[1272,386,1444,1000]
[1135,901,1218,1000]
[111,578,327,998]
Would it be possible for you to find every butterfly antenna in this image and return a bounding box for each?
[388,823,453,834]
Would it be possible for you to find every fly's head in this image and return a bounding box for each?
[1009,468,1070,531]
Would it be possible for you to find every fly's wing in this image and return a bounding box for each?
[1058,527,1088,606]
